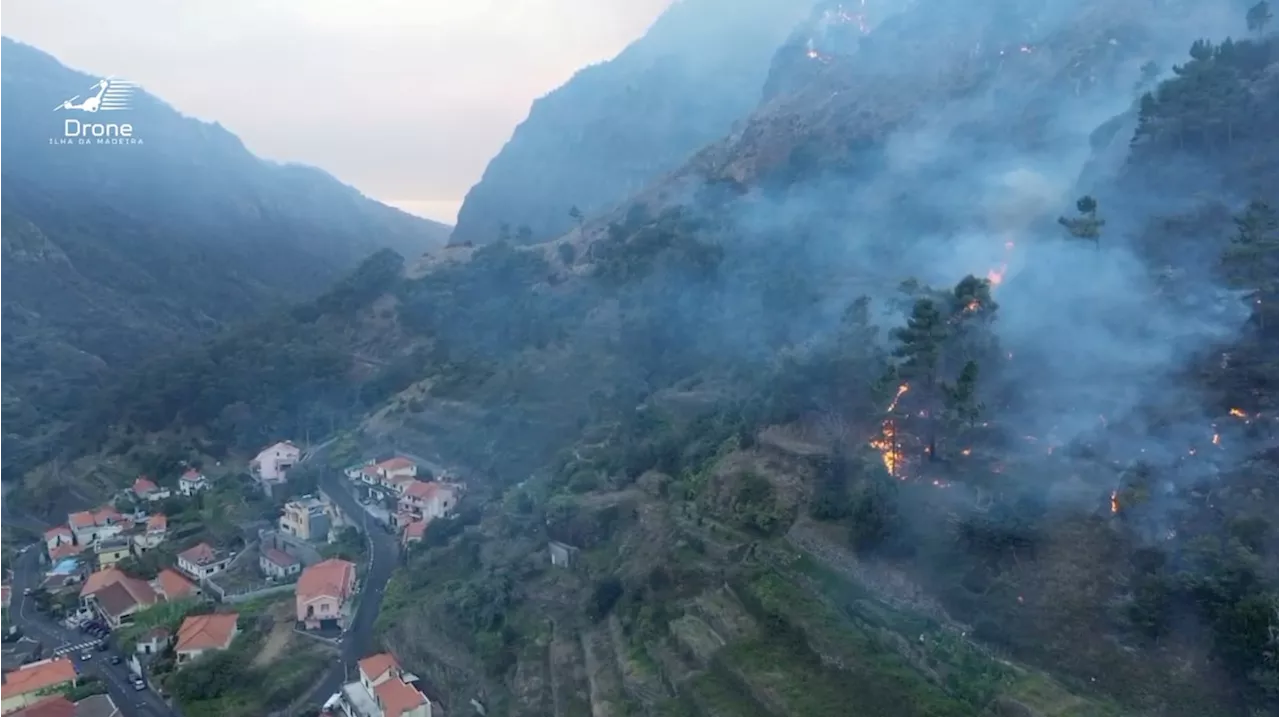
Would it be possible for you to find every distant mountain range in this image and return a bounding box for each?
[0,37,450,476]
[448,0,815,246]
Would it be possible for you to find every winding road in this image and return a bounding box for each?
[307,456,401,706]
[10,548,177,717]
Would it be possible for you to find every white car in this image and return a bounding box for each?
[133,677,147,691]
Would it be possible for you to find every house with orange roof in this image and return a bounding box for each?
[174,613,239,664]
[296,558,357,630]
[45,543,86,564]
[132,514,168,554]
[397,481,457,522]
[0,657,77,713]
[400,519,429,549]
[8,694,75,717]
[375,457,417,481]
[338,652,430,717]
[176,543,230,580]
[79,567,158,628]
[177,469,209,497]
[66,506,124,547]
[42,526,73,555]
[131,476,170,502]
[251,441,301,485]
[153,568,199,601]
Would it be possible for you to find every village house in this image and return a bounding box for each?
[93,537,131,570]
[67,506,125,547]
[176,543,231,580]
[174,613,239,664]
[153,568,199,602]
[42,526,73,555]
[131,477,170,503]
[251,441,302,485]
[10,694,121,717]
[397,481,458,522]
[279,496,331,542]
[296,558,357,631]
[400,520,428,549]
[548,541,578,569]
[0,657,78,714]
[338,652,430,717]
[79,568,159,628]
[135,627,171,657]
[259,548,301,580]
[132,514,168,554]
[177,469,209,496]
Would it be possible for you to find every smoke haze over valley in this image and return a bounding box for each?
[2,1,1276,716]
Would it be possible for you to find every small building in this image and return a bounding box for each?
[251,441,302,485]
[177,469,209,497]
[153,569,199,602]
[67,507,125,547]
[131,477,170,503]
[375,457,417,481]
[93,538,131,570]
[42,527,73,557]
[176,543,231,580]
[80,568,159,628]
[548,541,578,569]
[338,653,431,717]
[132,514,167,554]
[259,548,301,580]
[135,627,171,657]
[279,496,331,542]
[0,657,78,713]
[400,519,428,549]
[296,558,357,631]
[174,613,239,664]
[398,481,457,522]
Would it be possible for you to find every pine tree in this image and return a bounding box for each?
[891,298,947,460]
[1057,195,1105,249]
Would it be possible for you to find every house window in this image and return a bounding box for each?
[320,603,329,613]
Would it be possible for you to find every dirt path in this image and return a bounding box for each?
[252,603,295,667]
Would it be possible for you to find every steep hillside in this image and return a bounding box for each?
[31,1,1279,715]
[447,0,815,246]
[0,38,450,476]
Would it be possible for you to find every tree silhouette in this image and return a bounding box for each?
[1247,1,1272,32]
[1057,195,1105,249]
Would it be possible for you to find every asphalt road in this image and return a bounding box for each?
[10,548,176,717]
[310,467,400,705]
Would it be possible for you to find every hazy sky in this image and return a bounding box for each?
[2,0,672,224]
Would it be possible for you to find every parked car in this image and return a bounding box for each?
[133,677,147,691]
[110,655,123,665]
[79,651,92,661]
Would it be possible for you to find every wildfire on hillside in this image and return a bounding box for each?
[1110,490,1119,514]
[869,383,910,478]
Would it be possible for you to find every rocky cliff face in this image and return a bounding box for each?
[447,0,816,247]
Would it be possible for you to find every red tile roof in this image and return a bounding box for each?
[180,469,204,482]
[133,477,159,495]
[2,657,77,697]
[175,613,238,653]
[403,520,429,541]
[68,511,96,529]
[147,514,167,532]
[402,480,438,500]
[297,558,356,603]
[374,677,427,717]
[80,567,157,607]
[262,548,298,567]
[44,525,72,540]
[156,568,198,600]
[358,652,400,682]
[178,542,221,566]
[9,695,76,717]
[376,457,414,472]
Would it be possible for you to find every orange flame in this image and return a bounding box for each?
[870,383,910,478]
[1212,433,1221,446]
[1110,490,1119,514]
[1229,408,1247,418]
